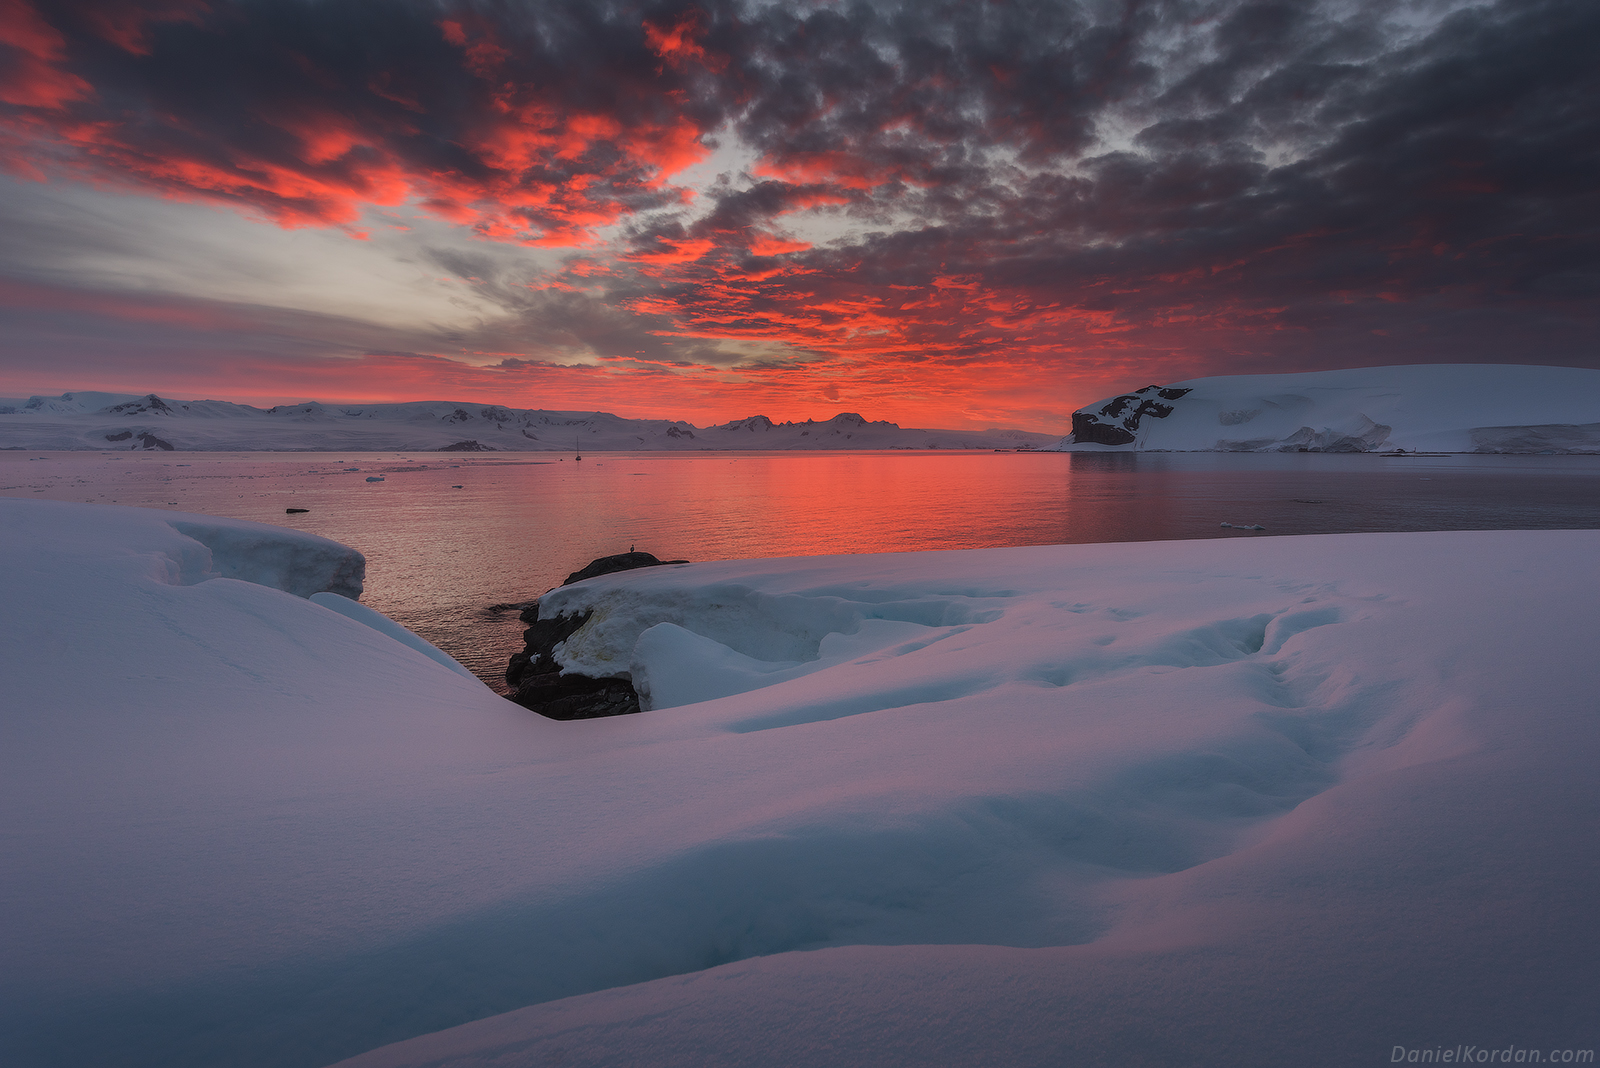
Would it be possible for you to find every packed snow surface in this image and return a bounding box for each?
[0,393,1053,452]
[1052,363,1600,452]
[2,499,1596,1068]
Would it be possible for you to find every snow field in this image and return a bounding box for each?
[2,498,1596,1067]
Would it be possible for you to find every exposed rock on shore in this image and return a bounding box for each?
[562,550,682,585]
[506,551,687,720]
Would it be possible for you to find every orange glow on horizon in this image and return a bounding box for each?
[3,0,1569,433]
[0,335,1176,434]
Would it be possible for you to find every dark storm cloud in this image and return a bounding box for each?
[3,0,740,238]
[2,0,1596,396]
[631,0,1599,371]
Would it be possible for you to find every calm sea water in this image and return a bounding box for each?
[6,449,1599,692]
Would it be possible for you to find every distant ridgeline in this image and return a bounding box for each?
[0,393,1059,452]
[1048,364,1600,454]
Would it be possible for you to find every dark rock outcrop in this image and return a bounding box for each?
[506,607,643,720]
[103,394,175,416]
[438,439,496,451]
[717,415,775,432]
[1070,384,1192,445]
[514,669,641,719]
[1070,412,1135,446]
[563,550,682,585]
[505,551,688,720]
[103,428,172,448]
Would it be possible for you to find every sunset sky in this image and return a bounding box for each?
[1,0,1595,430]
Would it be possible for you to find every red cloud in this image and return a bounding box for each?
[747,234,811,256]
[627,237,720,264]
[644,10,727,72]
[0,0,93,109]
[1,0,1594,431]
[0,3,715,244]
[753,151,897,191]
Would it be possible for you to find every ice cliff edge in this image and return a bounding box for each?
[2,499,364,600]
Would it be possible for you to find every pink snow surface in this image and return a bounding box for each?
[2,499,1595,1068]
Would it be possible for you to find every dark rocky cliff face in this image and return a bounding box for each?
[1069,412,1136,446]
[1070,385,1192,445]
[505,551,686,720]
[505,606,642,720]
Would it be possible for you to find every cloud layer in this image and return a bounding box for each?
[2,0,1596,426]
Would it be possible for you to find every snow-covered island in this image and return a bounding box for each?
[3,497,1596,1068]
[0,393,1054,452]
[1050,364,1600,453]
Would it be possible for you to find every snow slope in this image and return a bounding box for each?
[0,394,1054,452]
[1052,364,1600,452]
[2,499,1596,1068]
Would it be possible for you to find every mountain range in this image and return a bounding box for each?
[0,393,1056,452]
[9,363,1598,453]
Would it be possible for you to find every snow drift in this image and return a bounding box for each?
[1052,364,1600,453]
[2,499,1596,1068]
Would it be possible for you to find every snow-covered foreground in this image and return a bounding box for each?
[2,499,1596,1068]
[1054,363,1600,452]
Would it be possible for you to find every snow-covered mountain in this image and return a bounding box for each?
[1049,364,1600,453]
[0,393,1056,452]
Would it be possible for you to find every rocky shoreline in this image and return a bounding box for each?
[504,551,686,720]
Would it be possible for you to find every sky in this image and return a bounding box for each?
[1,0,1596,431]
